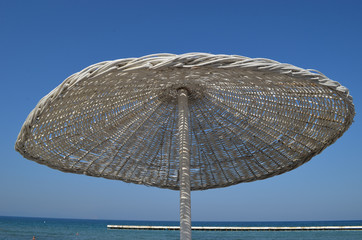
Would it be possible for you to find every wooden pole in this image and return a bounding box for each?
[177,88,191,240]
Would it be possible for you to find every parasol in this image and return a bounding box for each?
[15,53,355,240]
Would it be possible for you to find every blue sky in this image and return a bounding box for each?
[1,0,361,221]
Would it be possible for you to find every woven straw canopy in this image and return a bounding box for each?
[16,53,354,191]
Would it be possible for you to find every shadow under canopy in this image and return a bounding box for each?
[15,53,355,240]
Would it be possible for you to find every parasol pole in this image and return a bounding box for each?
[177,88,191,240]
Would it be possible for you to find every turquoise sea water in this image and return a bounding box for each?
[0,216,361,240]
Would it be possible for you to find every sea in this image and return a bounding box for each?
[0,216,361,240]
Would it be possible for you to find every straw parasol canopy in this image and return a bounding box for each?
[15,53,355,240]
